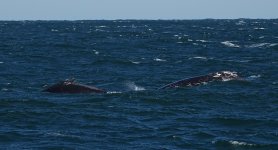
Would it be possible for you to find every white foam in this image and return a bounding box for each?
[130,61,140,64]
[125,82,145,91]
[154,58,166,62]
[229,140,255,146]
[193,43,199,45]
[221,41,240,48]
[96,25,107,28]
[51,29,59,32]
[193,56,207,60]
[247,43,277,48]
[107,91,122,94]
[196,40,208,43]
[95,29,105,32]
[92,50,99,55]
[236,20,246,25]
[269,43,278,47]
[247,75,261,81]
[1,88,8,91]
[254,27,265,30]
[0,62,4,64]
[226,59,250,63]
[46,132,80,139]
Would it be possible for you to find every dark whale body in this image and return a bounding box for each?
[43,79,106,94]
[43,71,240,93]
[159,71,239,89]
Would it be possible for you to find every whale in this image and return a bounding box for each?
[158,71,240,89]
[43,79,106,94]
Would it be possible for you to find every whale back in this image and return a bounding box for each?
[44,80,106,94]
[159,71,239,89]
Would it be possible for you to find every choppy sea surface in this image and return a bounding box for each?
[0,20,277,149]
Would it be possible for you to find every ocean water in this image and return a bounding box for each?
[0,20,277,149]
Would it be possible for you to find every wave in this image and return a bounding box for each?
[154,58,167,62]
[213,139,278,149]
[245,75,261,81]
[254,27,266,30]
[221,41,240,48]
[1,88,9,91]
[45,132,81,139]
[92,50,99,55]
[188,56,209,61]
[51,29,59,32]
[235,20,246,25]
[213,140,256,147]
[130,60,141,64]
[229,140,256,146]
[196,39,209,43]
[107,91,123,94]
[247,43,278,48]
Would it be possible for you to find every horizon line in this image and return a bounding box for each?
[0,18,278,21]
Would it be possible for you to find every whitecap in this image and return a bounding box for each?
[46,132,80,139]
[193,56,207,60]
[254,27,265,30]
[193,43,199,45]
[130,61,140,64]
[226,59,250,63]
[221,41,240,48]
[154,58,166,62]
[197,40,207,43]
[236,20,246,25]
[51,29,59,32]
[96,25,107,28]
[247,43,277,48]
[107,91,122,94]
[1,88,8,91]
[202,26,214,29]
[92,50,99,55]
[249,75,261,78]
[95,29,105,32]
[247,75,261,81]
[229,140,256,146]
[125,82,145,91]
[0,62,4,64]
[269,43,278,47]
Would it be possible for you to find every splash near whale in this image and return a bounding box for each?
[43,79,106,94]
[158,71,240,89]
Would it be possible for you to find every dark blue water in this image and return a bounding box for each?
[0,20,277,149]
